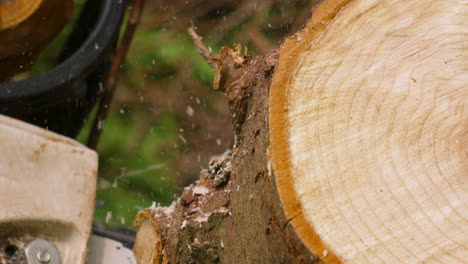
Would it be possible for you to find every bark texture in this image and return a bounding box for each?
[134,48,319,264]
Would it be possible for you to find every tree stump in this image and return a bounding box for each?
[134,0,467,263]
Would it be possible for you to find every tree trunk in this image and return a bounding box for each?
[133,0,467,263]
[134,47,316,264]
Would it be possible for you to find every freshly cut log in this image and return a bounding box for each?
[270,0,467,263]
[134,0,467,263]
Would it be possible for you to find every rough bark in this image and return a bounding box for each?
[134,47,319,264]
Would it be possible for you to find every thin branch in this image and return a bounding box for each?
[246,27,274,54]
[87,0,146,149]
[187,27,218,70]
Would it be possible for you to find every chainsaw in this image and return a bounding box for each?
[0,0,139,263]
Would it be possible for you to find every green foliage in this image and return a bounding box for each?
[125,28,215,87]
[92,108,180,230]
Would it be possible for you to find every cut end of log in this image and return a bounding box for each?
[134,210,165,264]
[269,0,467,263]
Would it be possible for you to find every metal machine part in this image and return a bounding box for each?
[0,113,140,263]
[25,239,62,264]
[92,226,135,250]
[86,235,136,264]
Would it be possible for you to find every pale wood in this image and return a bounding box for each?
[269,0,467,263]
[0,115,98,264]
[133,211,164,264]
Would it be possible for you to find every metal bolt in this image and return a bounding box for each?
[25,238,62,264]
[37,250,51,263]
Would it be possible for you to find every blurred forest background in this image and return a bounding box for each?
[33,0,318,232]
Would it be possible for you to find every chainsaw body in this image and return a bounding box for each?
[0,115,136,264]
[0,114,97,263]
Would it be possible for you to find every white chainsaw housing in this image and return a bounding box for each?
[0,115,98,264]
